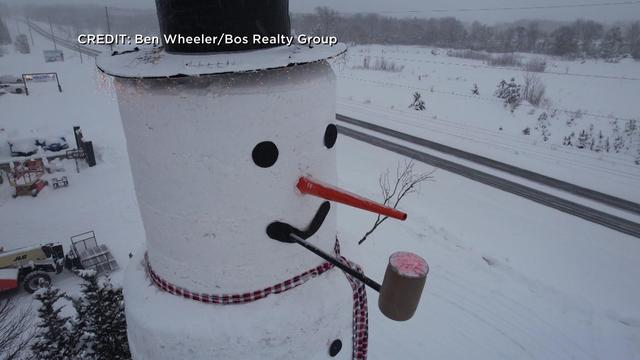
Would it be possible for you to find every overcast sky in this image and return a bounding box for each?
[5,0,640,24]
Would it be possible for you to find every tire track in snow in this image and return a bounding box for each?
[416,225,593,359]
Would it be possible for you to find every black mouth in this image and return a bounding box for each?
[266,201,331,243]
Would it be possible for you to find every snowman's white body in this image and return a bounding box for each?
[116,61,353,359]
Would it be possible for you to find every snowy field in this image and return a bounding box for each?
[334,45,640,203]
[2,25,640,359]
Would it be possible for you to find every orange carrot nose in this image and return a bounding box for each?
[296,177,408,221]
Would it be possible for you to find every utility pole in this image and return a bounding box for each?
[27,18,34,45]
[75,26,83,64]
[105,6,113,51]
[48,17,57,51]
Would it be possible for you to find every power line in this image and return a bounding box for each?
[337,0,640,14]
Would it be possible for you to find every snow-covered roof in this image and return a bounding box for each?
[8,138,38,153]
[97,43,347,79]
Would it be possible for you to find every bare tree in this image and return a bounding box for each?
[0,297,36,360]
[359,161,434,245]
[522,72,546,106]
[314,6,339,36]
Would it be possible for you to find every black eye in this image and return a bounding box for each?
[329,339,342,357]
[252,141,279,168]
[324,124,337,149]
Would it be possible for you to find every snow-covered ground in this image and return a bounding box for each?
[0,28,145,276]
[334,45,640,203]
[2,25,640,359]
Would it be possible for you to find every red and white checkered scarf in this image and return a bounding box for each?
[145,239,368,360]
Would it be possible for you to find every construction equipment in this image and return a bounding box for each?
[0,243,64,293]
[66,231,118,274]
[0,231,118,294]
[7,159,48,198]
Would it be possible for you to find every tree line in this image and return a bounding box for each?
[5,3,639,60]
[293,8,640,60]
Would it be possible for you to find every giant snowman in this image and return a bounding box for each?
[98,1,425,359]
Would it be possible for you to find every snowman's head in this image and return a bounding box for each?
[118,61,404,294]
[248,124,406,244]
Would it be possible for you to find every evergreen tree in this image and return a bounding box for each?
[0,17,11,45]
[409,92,426,111]
[495,78,521,112]
[611,120,625,152]
[535,112,550,141]
[563,132,575,146]
[600,26,623,60]
[627,21,640,60]
[549,25,578,56]
[68,270,100,359]
[594,131,604,152]
[32,286,71,360]
[495,79,508,98]
[471,83,479,95]
[588,125,595,150]
[613,135,625,153]
[577,130,589,149]
[624,119,637,137]
[93,280,130,360]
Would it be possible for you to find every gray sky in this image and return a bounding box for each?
[5,0,640,24]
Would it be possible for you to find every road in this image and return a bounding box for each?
[337,114,640,216]
[23,19,101,57]
[337,124,640,239]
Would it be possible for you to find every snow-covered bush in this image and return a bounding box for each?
[522,73,546,107]
[488,53,521,67]
[524,57,546,72]
[471,83,479,95]
[495,78,521,112]
[446,49,491,61]
[409,92,426,111]
[359,56,404,72]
